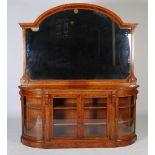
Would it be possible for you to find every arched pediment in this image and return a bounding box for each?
[19,3,137,29]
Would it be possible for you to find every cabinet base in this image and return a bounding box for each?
[21,135,137,148]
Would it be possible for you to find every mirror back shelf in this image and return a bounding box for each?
[19,3,139,149]
[19,3,137,87]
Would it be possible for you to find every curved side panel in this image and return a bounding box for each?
[22,96,44,140]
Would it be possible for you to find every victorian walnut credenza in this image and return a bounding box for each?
[19,3,139,148]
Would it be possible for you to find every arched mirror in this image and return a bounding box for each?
[25,9,132,80]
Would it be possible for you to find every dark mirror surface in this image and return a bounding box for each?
[26,9,131,80]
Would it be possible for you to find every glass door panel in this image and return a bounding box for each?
[118,96,135,137]
[53,98,77,137]
[83,98,107,137]
[24,97,43,140]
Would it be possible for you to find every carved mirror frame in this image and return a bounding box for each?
[19,3,138,87]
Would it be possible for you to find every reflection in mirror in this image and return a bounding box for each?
[26,9,131,80]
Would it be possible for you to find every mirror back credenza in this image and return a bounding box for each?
[19,3,139,148]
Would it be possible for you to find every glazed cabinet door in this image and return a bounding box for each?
[50,95,79,139]
[81,93,111,138]
[117,96,136,138]
[22,96,44,140]
[47,92,111,140]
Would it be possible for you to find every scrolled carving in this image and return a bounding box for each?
[127,73,137,87]
[20,74,31,85]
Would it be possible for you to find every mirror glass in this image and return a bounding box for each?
[26,9,131,80]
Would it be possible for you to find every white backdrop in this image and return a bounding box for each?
[7,0,148,155]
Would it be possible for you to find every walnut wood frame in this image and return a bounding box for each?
[19,3,138,87]
[19,3,139,148]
